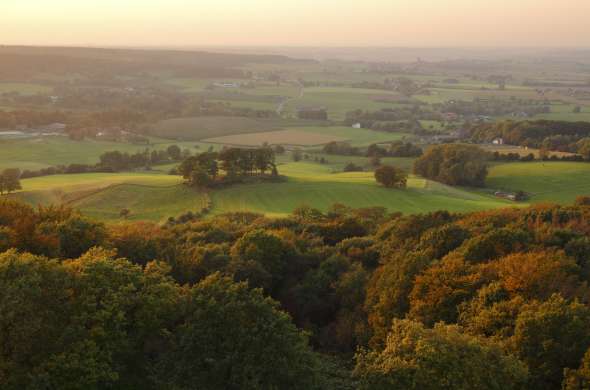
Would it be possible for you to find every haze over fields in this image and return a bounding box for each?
[2,0,590,47]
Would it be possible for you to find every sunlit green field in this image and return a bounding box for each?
[12,172,208,222]
[9,160,590,222]
[209,162,511,217]
[487,161,590,204]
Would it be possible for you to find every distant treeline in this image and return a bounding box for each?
[20,145,186,179]
[322,141,422,158]
[0,46,315,80]
[470,120,590,158]
[435,98,550,117]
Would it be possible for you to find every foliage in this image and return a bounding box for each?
[374,165,407,188]
[414,144,488,186]
[0,168,21,194]
[354,319,528,390]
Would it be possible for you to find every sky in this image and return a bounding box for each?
[2,0,590,48]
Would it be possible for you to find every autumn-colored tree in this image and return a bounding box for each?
[354,319,528,390]
[409,257,486,326]
[494,250,582,301]
[563,348,590,390]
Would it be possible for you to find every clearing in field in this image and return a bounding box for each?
[202,129,348,147]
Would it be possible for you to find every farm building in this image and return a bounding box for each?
[494,191,517,201]
[492,138,504,145]
[352,123,361,129]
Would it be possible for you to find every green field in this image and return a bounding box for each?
[0,136,198,170]
[487,161,590,204]
[8,160,590,222]
[73,184,209,222]
[151,116,283,140]
[12,172,208,222]
[296,126,410,147]
[285,87,408,120]
[0,82,51,95]
[209,162,511,217]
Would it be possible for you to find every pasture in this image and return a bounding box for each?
[151,116,282,140]
[202,129,348,147]
[0,136,197,170]
[487,161,590,204]
[284,87,410,120]
[209,162,511,217]
[296,126,410,147]
[12,172,208,222]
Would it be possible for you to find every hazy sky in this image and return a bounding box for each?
[2,0,590,47]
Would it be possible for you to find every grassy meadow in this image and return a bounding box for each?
[12,172,208,222]
[209,161,511,217]
[0,136,198,170]
[487,161,590,204]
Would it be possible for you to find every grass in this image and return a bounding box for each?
[11,172,208,222]
[0,136,197,170]
[0,82,51,95]
[284,87,408,120]
[73,184,209,222]
[295,126,410,147]
[209,162,510,217]
[202,129,347,147]
[9,160,590,222]
[486,161,590,204]
[151,116,282,141]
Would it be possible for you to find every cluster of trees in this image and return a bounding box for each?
[491,151,586,163]
[18,145,187,179]
[99,145,186,171]
[4,197,590,388]
[297,108,328,120]
[367,141,423,158]
[374,165,407,188]
[0,110,67,129]
[414,144,489,186]
[345,107,438,132]
[435,98,550,117]
[323,141,360,156]
[350,78,427,97]
[323,141,422,159]
[470,120,590,157]
[0,169,21,194]
[179,147,278,188]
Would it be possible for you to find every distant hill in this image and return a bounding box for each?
[0,45,316,79]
